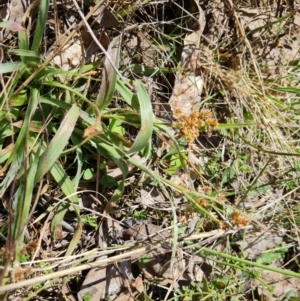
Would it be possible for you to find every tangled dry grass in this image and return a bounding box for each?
[1,0,300,300]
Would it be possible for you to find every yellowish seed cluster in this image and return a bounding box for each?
[173,109,219,143]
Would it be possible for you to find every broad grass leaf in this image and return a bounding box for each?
[40,96,104,139]
[50,162,82,256]
[18,30,29,52]
[12,141,41,245]
[95,35,121,111]
[116,79,139,110]
[31,0,49,52]
[0,62,24,74]
[0,88,39,198]
[9,49,41,59]
[35,104,80,181]
[43,81,90,103]
[43,83,101,133]
[128,81,153,154]
[94,137,128,211]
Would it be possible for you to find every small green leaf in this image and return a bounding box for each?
[221,166,235,185]
[138,256,150,270]
[82,216,97,228]
[83,292,92,301]
[83,168,94,180]
[100,175,118,187]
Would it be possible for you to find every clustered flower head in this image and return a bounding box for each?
[173,109,219,143]
[196,198,207,207]
[215,193,227,202]
[230,211,249,227]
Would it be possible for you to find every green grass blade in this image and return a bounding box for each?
[8,49,41,59]
[70,134,83,190]
[43,81,90,103]
[92,135,128,211]
[128,81,154,154]
[0,62,24,74]
[116,79,139,110]
[50,162,82,256]
[35,104,80,181]
[200,247,300,279]
[247,13,291,36]
[17,29,32,78]
[18,30,29,51]
[12,140,40,247]
[0,88,39,198]
[274,86,300,93]
[104,156,127,212]
[95,35,121,111]
[31,0,49,52]
[9,49,41,59]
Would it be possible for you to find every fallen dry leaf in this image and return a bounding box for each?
[52,40,83,71]
[90,5,119,29]
[78,216,131,301]
[169,0,206,117]
[244,268,300,300]
[236,231,284,260]
[124,222,204,284]
[78,262,132,301]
